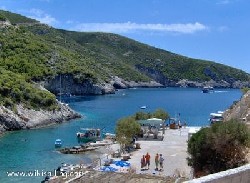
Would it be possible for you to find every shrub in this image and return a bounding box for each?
[187,120,250,177]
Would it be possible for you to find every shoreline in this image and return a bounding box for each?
[47,127,196,182]
[0,115,82,137]
[0,102,82,137]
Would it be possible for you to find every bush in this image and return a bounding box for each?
[133,108,169,120]
[187,120,250,177]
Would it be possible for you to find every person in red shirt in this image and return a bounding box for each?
[145,152,151,169]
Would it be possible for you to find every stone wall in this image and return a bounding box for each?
[184,164,250,183]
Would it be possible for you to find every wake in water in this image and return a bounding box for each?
[214,91,229,93]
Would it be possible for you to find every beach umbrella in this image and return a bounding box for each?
[100,166,118,172]
[114,161,130,167]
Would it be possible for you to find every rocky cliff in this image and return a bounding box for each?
[223,90,250,126]
[43,74,250,96]
[0,102,81,134]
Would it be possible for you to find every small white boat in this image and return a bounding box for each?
[209,112,224,124]
[202,86,214,93]
[140,106,147,109]
[55,139,62,148]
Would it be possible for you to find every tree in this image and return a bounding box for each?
[152,108,169,120]
[115,117,141,150]
[187,120,250,177]
[133,111,151,120]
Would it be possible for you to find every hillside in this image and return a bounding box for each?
[223,90,250,126]
[1,10,250,99]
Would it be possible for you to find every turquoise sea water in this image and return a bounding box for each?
[0,88,241,182]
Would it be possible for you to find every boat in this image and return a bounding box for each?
[55,139,62,148]
[76,128,101,143]
[202,86,214,93]
[140,106,147,109]
[209,112,224,124]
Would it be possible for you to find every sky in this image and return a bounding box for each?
[1,0,250,73]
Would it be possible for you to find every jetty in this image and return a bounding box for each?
[59,146,99,154]
[58,140,114,154]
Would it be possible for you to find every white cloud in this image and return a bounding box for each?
[27,8,57,25]
[72,22,208,34]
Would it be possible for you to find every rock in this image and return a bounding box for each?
[223,90,250,125]
[43,74,115,95]
[0,102,81,135]
[112,76,127,89]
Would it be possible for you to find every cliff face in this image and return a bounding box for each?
[0,102,81,134]
[44,74,115,95]
[43,73,250,97]
[223,91,250,125]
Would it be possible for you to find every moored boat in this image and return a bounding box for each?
[76,128,101,143]
[209,111,224,124]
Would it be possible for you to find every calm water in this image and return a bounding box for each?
[0,88,241,182]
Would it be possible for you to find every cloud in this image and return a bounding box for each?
[72,22,208,34]
[27,8,57,25]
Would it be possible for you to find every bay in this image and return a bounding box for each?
[0,87,241,182]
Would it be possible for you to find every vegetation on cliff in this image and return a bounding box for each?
[0,68,57,111]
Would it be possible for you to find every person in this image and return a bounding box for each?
[155,153,159,171]
[159,154,164,171]
[141,155,146,170]
[145,152,151,169]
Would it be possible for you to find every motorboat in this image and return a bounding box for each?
[202,86,214,93]
[140,106,147,109]
[209,112,224,124]
[76,128,101,143]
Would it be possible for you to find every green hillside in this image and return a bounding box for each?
[0,10,249,109]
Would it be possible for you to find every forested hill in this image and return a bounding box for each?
[0,10,250,102]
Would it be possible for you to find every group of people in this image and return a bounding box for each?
[141,152,164,171]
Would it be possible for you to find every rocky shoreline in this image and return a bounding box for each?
[43,74,250,96]
[0,102,81,135]
[1,74,249,135]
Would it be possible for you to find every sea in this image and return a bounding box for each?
[0,87,242,182]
